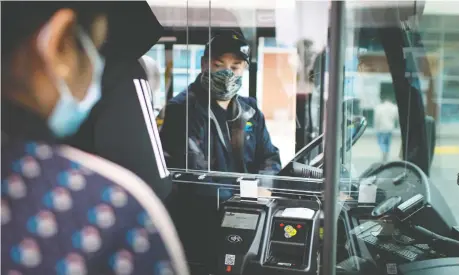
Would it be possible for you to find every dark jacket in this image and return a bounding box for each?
[66,2,172,201]
[160,75,281,175]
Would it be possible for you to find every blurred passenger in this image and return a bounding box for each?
[66,2,173,202]
[139,54,163,117]
[1,2,188,274]
[160,31,281,174]
[140,55,161,99]
[374,95,399,162]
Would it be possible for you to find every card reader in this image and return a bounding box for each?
[216,197,274,275]
[216,196,321,275]
[264,208,317,270]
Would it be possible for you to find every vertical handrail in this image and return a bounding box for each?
[185,0,189,171]
[207,0,212,172]
[322,1,345,275]
[318,51,326,141]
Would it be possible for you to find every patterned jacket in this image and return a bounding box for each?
[1,100,189,275]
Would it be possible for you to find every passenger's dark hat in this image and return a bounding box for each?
[203,31,251,64]
[1,2,108,55]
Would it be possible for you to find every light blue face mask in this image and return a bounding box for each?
[43,27,105,138]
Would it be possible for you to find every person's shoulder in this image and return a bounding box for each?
[57,145,187,271]
[2,143,188,274]
[57,145,158,197]
[165,89,201,114]
[2,142,150,209]
[2,141,65,180]
[163,95,187,118]
[167,91,187,106]
[168,86,200,105]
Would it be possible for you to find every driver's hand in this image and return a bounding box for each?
[339,192,353,201]
[258,187,272,197]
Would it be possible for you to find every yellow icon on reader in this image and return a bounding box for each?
[284,225,297,238]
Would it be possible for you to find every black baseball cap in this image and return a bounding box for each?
[203,31,251,64]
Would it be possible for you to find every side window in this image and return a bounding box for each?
[256,37,299,166]
[418,6,459,219]
[345,32,402,174]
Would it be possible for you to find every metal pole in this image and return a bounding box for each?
[323,1,345,275]
[318,51,326,139]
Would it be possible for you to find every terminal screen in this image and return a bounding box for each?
[221,212,259,230]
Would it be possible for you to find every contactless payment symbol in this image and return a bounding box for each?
[284,225,297,239]
[227,234,243,244]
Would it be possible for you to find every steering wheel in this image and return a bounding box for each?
[357,161,431,204]
[277,116,368,176]
[311,116,368,168]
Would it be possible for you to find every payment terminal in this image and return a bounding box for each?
[216,196,321,275]
[216,196,275,275]
[264,207,318,270]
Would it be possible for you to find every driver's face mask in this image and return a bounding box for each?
[38,26,105,138]
[201,69,242,101]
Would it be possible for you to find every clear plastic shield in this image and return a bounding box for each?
[149,0,459,274]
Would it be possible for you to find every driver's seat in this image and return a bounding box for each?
[336,256,376,275]
[398,258,459,275]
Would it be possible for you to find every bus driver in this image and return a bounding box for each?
[160,31,281,175]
